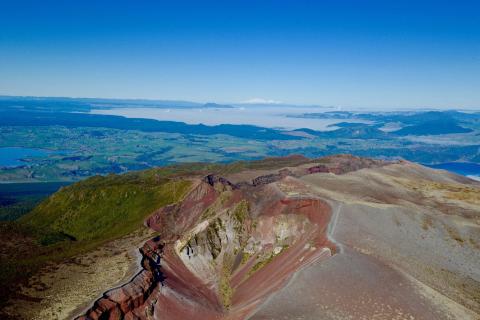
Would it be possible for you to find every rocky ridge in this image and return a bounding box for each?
[78,155,389,319]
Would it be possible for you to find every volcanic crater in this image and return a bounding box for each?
[79,167,338,320]
[72,155,480,320]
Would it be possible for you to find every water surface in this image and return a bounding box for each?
[426,162,480,181]
[0,147,54,167]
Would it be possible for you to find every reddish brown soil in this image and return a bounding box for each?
[227,196,334,319]
[251,248,449,320]
[78,177,336,319]
[77,156,395,320]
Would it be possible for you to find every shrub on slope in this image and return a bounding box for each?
[20,172,191,243]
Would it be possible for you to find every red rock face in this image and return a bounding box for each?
[78,238,165,320]
[78,178,229,320]
[307,164,330,174]
[145,179,219,240]
[78,156,387,320]
[227,196,334,319]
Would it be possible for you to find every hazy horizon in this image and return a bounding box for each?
[1,94,479,111]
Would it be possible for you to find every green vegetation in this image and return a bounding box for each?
[219,271,233,310]
[233,200,249,225]
[0,169,192,307]
[0,126,269,183]
[231,200,250,247]
[21,174,191,242]
[0,195,43,221]
[250,253,276,275]
[219,254,235,310]
[1,109,480,188]
[200,206,217,220]
[206,218,224,259]
[249,245,289,276]
[0,182,70,221]
[241,251,252,265]
[2,117,479,186]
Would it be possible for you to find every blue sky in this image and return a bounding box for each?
[1,0,479,108]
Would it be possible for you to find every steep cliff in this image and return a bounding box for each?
[79,170,336,319]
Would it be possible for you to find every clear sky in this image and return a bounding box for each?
[1,0,479,108]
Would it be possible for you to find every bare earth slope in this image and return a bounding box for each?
[4,155,479,320]
[253,162,480,320]
[76,156,479,320]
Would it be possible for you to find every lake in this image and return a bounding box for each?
[0,147,55,167]
[426,162,480,181]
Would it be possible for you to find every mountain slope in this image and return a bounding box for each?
[0,169,193,318]
[2,155,479,320]
[20,174,191,242]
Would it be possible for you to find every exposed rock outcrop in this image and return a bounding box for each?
[78,172,334,319]
[76,155,394,320]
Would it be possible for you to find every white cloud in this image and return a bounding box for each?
[242,98,282,104]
